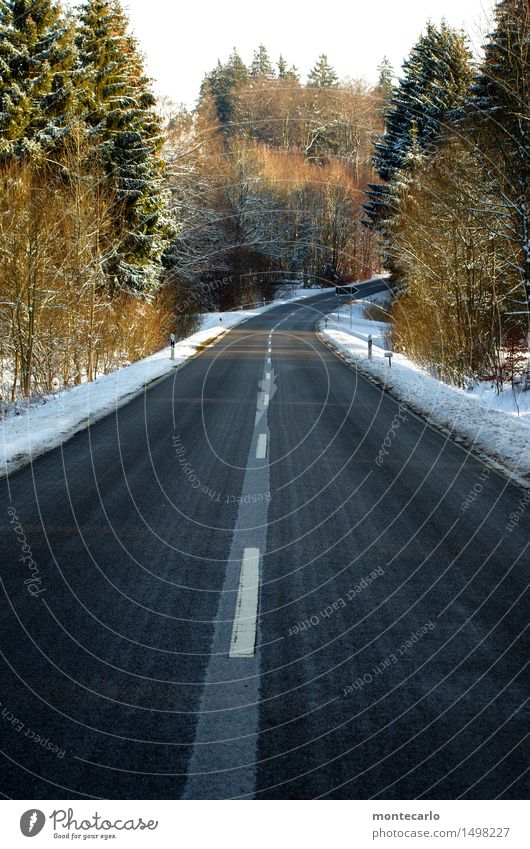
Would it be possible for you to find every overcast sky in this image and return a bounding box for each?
[122,0,494,107]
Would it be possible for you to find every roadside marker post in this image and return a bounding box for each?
[170,333,176,361]
[368,335,373,360]
[385,351,393,368]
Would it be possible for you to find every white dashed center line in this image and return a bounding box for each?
[229,548,261,658]
[183,331,275,798]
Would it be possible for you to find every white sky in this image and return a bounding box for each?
[122,0,494,107]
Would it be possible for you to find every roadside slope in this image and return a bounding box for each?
[320,306,530,487]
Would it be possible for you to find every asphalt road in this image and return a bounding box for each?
[0,281,528,800]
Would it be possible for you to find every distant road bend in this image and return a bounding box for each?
[0,278,528,800]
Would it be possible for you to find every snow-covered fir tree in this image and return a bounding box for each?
[0,1,28,153]
[307,55,338,88]
[250,45,274,79]
[77,0,172,296]
[468,0,530,306]
[277,55,299,82]
[377,56,394,96]
[374,56,395,118]
[364,21,472,231]
[0,0,76,160]
[277,54,288,79]
[200,48,248,127]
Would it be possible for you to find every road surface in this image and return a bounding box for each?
[0,281,528,799]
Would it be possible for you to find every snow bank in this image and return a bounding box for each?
[1,291,331,478]
[320,302,530,487]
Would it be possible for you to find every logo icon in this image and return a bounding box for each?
[20,810,46,837]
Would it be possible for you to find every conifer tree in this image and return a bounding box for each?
[200,49,247,126]
[0,0,76,160]
[377,56,394,97]
[0,1,28,152]
[469,0,530,305]
[277,56,299,82]
[227,48,248,87]
[250,44,274,79]
[364,22,472,230]
[374,56,394,118]
[307,54,338,88]
[77,0,172,295]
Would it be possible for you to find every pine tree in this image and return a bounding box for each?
[469,0,530,306]
[200,61,230,124]
[376,23,471,181]
[0,1,29,152]
[0,0,76,160]
[227,48,248,87]
[364,22,472,230]
[307,54,338,88]
[250,45,274,79]
[277,54,288,79]
[77,0,172,295]
[286,64,300,82]
[375,56,394,119]
[200,49,247,127]
[277,56,299,82]
[377,56,394,97]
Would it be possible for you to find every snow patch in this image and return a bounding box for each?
[320,301,530,486]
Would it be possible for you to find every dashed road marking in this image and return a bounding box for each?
[183,344,276,797]
[229,548,261,658]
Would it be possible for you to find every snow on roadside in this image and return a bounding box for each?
[320,301,530,486]
[1,289,332,478]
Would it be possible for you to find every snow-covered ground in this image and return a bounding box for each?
[320,300,530,486]
[1,288,332,477]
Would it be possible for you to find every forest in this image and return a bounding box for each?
[367,4,530,388]
[0,0,528,404]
